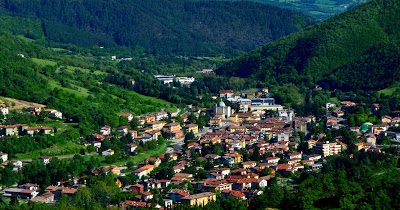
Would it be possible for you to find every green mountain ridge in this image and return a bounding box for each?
[2,0,313,56]
[217,0,400,92]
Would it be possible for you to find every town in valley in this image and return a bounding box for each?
[1,85,398,208]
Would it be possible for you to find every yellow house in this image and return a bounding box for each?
[140,114,156,124]
[149,121,166,131]
[228,126,247,133]
[229,114,239,123]
[181,192,216,206]
[142,127,153,133]
[184,124,199,134]
[164,122,182,133]
[210,137,221,144]
[209,116,222,127]
[133,164,155,178]
[227,153,243,164]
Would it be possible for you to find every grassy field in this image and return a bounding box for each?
[15,141,83,160]
[0,96,46,110]
[66,66,107,76]
[31,58,58,67]
[379,82,400,96]
[47,78,91,97]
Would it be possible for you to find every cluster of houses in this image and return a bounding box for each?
[98,95,350,208]
[1,183,79,204]
[86,110,194,155]
[0,102,62,120]
[325,101,400,148]
[117,142,327,208]
[3,89,399,208]
[115,92,400,208]
[0,105,61,137]
[25,107,63,119]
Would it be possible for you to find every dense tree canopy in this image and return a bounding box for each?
[3,0,313,56]
[217,0,400,91]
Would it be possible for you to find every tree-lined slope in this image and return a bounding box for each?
[217,0,400,91]
[0,34,173,134]
[3,0,313,55]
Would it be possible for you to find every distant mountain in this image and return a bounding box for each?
[2,0,313,56]
[217,0,400,92]
[226,0,368,20]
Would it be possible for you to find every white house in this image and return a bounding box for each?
[219,168,231,176]
[102,149,115,156]
[10,160,22,172]
[117,126,129,135]
[154,111,168,121]
[100,126,111,136]
[92,141,102,148]
[275,132,290,142]
[126,144,137,153]
[45,109,63,119]
[0,152,8,163]
[287,152,302,160]
[304,154,322,161]
[278,109,294,122]
[326,103,336,110]
[41,157,51,165]
[266,157,280,164]
[255,177,269,188]
[1,107,9,118]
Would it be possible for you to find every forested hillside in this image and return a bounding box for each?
[217,0,400,92]
[2,0,313,56]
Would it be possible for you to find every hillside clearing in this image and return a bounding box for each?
[0,96,46,110]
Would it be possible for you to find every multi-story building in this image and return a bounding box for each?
[312,141,341,157]
[183,124,199,134]
[148,121,166,131]
[164,123,182,133]
[181,192,216,206]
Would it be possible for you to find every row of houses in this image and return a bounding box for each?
[0,124,54,137]
[1,184,78,203]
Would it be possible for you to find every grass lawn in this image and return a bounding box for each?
[328,97,340,104]
[50,47,71,52]
[14,141,83,160]
[66,66,107,76]
[47,78,90,97]
[31,58,58,67]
